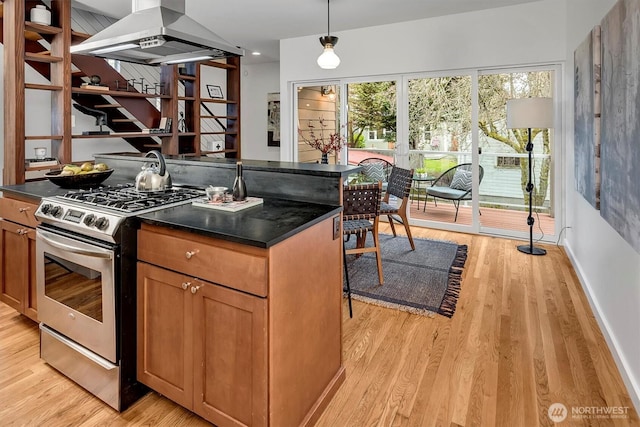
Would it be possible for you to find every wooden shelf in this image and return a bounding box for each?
[25,52,63,63]
[25,135,64,140]
[111,118,138,123]
[24,22,62,35]
[71,31,91,42]
[177,96,196,101]
[25,83,63,91]
[201,98,237,104]
[178,74,196,81]
[72,132,169,139]
[202,149,238,155]
[203,60,238,70]
[72,87,170,98]
[94,103,122,108]
[201,131,238,135]
[201,115,238,120]
[177,132,197,137]
[26,164,60,172]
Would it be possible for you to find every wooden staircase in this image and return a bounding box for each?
[1,1,162,153]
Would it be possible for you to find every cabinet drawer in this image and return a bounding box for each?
[0,197,39,228]
[138,228,268,297]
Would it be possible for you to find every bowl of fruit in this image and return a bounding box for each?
[45,162,113,188]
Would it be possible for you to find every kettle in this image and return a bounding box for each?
[134,150,172,191]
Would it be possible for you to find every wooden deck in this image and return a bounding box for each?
[407,197,556,237]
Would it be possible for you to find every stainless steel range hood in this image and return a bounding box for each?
[70,0,243,65]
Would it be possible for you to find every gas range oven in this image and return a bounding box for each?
[34,184,203,411]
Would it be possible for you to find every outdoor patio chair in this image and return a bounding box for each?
[426,163,484,222]
[342,182,383,317]
[380,166,415,250]
[358,158,393,190]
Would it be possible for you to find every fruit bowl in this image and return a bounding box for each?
[45,169,114,188]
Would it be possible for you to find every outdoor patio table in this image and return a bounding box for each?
[411,175,435,211]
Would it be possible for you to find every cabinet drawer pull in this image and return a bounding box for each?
[18,207,31,213]
[185,250,198,259]
[18,228,29,235]
[181,282,191,290]
[190,285,201,294]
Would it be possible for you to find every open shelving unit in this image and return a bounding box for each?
[3,0,241,184]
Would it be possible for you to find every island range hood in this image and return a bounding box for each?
[70,0,244,65]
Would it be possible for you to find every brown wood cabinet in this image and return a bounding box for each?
[137,262,267,426]
[137,217,345,427]
[0,197,39,321]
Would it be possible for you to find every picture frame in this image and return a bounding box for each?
[267,92,280,147]
[206,84,224,99]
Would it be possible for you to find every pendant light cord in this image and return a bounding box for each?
[327,0,331,36]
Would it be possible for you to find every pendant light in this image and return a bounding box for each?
[317,0,340,69]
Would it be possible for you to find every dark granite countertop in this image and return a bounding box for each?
[137,198,341,248]
[0,176,133,200]
[96,152,359,178]
[0,179,342,248]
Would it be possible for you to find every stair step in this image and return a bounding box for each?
[94,104,122,108]
[71,31,91,43]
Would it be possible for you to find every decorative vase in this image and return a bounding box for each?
[321,153,329,164]
[30,5,51,26]
[232,161,247,201]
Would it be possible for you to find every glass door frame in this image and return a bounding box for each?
[291,62,563,241]
[476,64,563,242]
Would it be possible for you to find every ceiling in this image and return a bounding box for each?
[72,0,541,65]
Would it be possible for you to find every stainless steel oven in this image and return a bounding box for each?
[34,184,203,411]
[36,228,117,362]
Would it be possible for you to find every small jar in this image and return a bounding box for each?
[30,5,51,26]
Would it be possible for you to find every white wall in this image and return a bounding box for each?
[563,0,640,411]
[240,61,280,161]
[279,0,567,161]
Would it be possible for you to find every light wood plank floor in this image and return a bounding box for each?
[0,225,637,426]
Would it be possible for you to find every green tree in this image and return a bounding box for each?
[408,71,552,205]
[347,82,396,146]
[477,71,552,206]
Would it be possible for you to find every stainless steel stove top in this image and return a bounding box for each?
[35,184,204,242]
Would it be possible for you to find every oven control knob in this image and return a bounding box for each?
[83,214,96,227]
[40,203,53,215]
[50,206,63,218]
[95,217,110,230]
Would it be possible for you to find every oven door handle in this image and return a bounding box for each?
[37,229,113,259]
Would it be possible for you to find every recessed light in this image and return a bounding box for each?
[252,51,261,56]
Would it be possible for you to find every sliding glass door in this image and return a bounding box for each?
[292,64,560,241]
[406,75,473,226]
[477,68,556,238]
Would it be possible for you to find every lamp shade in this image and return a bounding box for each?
[506,97,553,129]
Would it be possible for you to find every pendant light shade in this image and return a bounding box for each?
[318,1,340,69]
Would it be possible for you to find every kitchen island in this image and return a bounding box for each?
[0,158,357,426]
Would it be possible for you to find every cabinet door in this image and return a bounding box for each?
[137,262,194,409]
[24,228,38,321]
[192,279,267,427]
[0,220,29,313]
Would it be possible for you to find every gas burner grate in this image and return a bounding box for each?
[58,184,204,213]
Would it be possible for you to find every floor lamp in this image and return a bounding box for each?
[506,97,553,256]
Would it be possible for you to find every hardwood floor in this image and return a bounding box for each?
[0,224,637,426]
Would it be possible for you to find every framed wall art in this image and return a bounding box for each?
[206,84,224,99]
[267,92,280,147]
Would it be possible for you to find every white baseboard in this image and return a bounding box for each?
[563,240,640,414]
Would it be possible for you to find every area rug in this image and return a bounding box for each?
[344,233,468,318]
